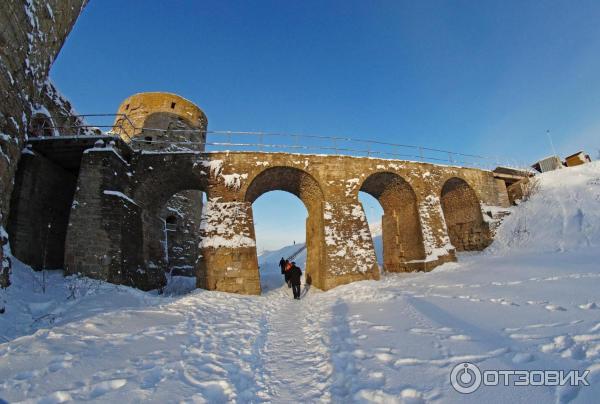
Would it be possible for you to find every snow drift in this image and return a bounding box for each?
[489,161,600,254]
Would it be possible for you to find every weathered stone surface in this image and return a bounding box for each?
[63,148,163,291]
[0,2,512,296]
[7,151,76,269]
[441,177,492,251]
[162,190,203,276]
[1,0,88,224]
[60,147,509,294]
[113,92,208,151]
[0,0,88,283]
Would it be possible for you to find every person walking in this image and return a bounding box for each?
[279,257,286,275]
[284,260,292,287]
[288,262,302,300]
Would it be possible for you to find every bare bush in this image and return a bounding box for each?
[520,176,541,202]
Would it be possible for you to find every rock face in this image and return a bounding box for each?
[0,0,88,280]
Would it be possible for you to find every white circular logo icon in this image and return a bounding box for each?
[451,362,482,394]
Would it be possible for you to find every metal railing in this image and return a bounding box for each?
[132,129,530,170]
[31,113,136,140]
[37,113,531,171]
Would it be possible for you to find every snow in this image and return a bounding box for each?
[198,200,256,249]
[488,161,600,254]
[21,147,35,156]
[24,0,37,29]
[192,159,223,177]
[1,163,600,402]
[0,134,16,163]
[83,144,130,166]
[103,190,137,206]
[323,202,378,274]
[221,173,248,190]
[46,4,54,20]
[418,194,454,262]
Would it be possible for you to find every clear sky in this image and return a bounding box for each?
[51,0,600,251]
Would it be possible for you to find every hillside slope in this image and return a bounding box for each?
[490,161,600,254]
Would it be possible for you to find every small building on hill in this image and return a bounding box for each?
[564,151,592,167]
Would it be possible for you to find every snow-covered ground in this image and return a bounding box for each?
[1,162,599,403]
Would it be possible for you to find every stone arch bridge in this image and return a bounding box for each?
[32,136,507,295]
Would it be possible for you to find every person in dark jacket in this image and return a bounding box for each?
[288,262,302,299]
[284,260,292,287]
[279,257,286,274]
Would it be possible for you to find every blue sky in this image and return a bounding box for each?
[51,0,600,252]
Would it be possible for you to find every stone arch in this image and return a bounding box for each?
[29,112,55,137]
[132,163,210,276]
[245,166,324,208]
[244,166,325,287]
[440,177,491,251]
[360,172,425,271]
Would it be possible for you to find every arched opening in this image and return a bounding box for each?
[358,191,384,266]
[29,113,55,137]
[253,191,308,292]
[132,167,209,283]
[245,167,324,291]
[440,177,490,251]
[360,172,425,272]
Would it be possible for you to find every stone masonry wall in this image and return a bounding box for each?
[1,0,87,228]
[0,0,87,284]
[441,177,491,251]
[162,190,203,276]
[64,145,164,291]
[79,151,505,293]
[7,151,77,269]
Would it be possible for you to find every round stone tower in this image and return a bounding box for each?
[112,92,207,151]
[113,92,208,276]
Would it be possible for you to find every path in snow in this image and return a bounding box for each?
[260,286,332,402]
[2,251,600,403]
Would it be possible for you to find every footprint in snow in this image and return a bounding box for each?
[374,352,395,364]
[88,379,128,399]
[449,334,472,341]
[371,325,393,332]
[512,352,535,364]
